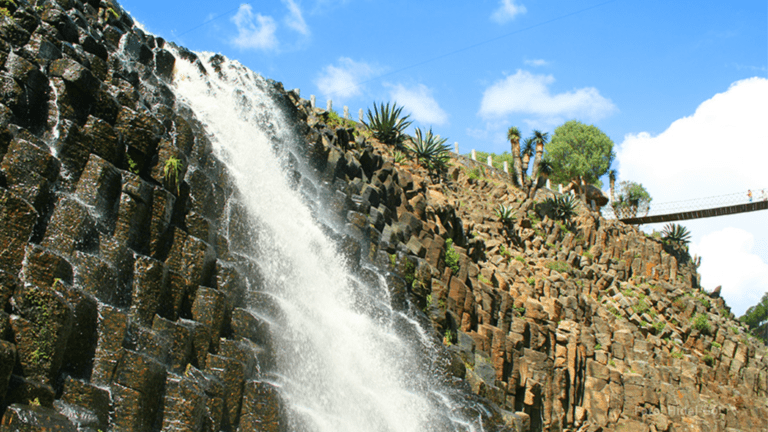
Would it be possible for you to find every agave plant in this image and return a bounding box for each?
[363,102,412,147]
[408,127,450,172]
[495,204,516,225]
[546,195,578,221]
[662,223,691,245]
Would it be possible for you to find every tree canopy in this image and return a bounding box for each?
[741,292,768,344]
[615,180,652,217]
[545,120,615,187]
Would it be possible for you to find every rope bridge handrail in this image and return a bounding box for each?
[602,188,768,222]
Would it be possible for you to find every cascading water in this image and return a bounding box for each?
[171,50,486,432]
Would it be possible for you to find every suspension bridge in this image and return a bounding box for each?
[601,189,768,225]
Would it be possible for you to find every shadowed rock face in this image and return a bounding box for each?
[0,1,765,432]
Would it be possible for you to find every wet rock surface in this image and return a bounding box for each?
[0,0,764,431]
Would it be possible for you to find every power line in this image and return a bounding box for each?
[175,5,242,38]
[330,0,622,97]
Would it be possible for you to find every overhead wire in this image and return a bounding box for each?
[166,0,621,94]
[329,0,622,96]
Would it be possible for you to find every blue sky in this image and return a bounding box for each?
[120,0,768,315]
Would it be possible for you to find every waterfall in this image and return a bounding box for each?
[171,51,484,432]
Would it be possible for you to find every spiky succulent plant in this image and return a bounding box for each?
[495,204,516,225]
[407,127,450,172]
[363,102,412,147]
[662,223,691,245]
[546,195,578,221]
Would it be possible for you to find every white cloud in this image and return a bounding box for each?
[617,78,768,201]
[479,69,617,124]
[491,0,526,24]
[616,77,768,316]
[388,84,448,126]
[315,58,377,99]
[690,228,768,315]
[231,4,278,51]
[524,59,549,67]
[282,0,309,35]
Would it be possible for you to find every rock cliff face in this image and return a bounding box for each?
[0,0,765,431]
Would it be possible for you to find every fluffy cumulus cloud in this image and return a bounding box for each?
[479,70,617,125]
[388,84,448,126]
[616,77,768,316]
[315,58,377,99]
[617,78,768,201]
[690,227,768,315]
[231,4,279,51]
[491,0,527,24]
[282,0,309,35]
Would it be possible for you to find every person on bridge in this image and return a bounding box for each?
[761,189,767,202]
[748,189,753,202]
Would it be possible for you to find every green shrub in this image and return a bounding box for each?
[467,167,483,180]
[594,343,602,351]
[633,299,649,315]
[545,260,570,274]
[609,359,616,367]
[527,277,535,286]
[445,238,460,274]
[671,350,683,359]
[515,255,525,263]
[692,314,711,334]
[653,321,665,333]
[702,354,714,366]
[711,341,722,349]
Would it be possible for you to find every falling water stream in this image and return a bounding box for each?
[171,51,486,432]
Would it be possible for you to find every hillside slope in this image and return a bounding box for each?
[293,101,768,431]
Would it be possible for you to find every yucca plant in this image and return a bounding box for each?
[408,127,450,173]
[363,102,412,147]
[547,195,578,221]
[662,223,691,245]
[495,204,516,225]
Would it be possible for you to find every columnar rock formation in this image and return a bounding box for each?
[0,0,766,431]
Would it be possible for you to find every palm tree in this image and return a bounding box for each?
[530,129,549,187]
[521,137,535,185]
[608,169,620,217]
[529,159,553,198]
[507,126,523,187]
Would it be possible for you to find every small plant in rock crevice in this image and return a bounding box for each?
[164,156,182,193]
[443,329,453,345]
[495,204,516,226]
[445,238,460,274]
[703,354,715,367]
[126,154,139,174]
[692,314,711,334]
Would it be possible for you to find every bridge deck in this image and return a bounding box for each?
[620,200,768,225]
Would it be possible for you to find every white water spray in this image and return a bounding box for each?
[171,51,482,432]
